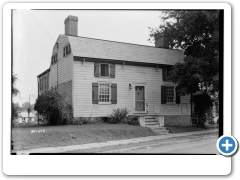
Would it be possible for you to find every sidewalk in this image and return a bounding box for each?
[15,129,218,154]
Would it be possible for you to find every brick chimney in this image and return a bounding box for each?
[64,15,78,36]
[154,32,170,49]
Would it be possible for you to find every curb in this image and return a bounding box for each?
[101,135,218,153]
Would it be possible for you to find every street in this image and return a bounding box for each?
[123,136,219,154]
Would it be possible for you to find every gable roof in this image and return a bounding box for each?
[67,36,184,65]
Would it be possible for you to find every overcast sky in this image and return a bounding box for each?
[13,9,161,105]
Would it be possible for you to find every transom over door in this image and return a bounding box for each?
[135,86,145,111]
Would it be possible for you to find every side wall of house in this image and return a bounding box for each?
[49,36,73,88]
[73,61,191,120]
[48,36,73,118]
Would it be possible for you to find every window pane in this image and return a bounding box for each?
[166,87,174,103]
[99,84,110,102]
[101,64,109,76]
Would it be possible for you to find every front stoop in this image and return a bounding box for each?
[144,116,169,135]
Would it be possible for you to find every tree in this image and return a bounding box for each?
[12,103,21,121]
[12,74,20,96]
[149,11,220,124]
[34,89,71,125]
[12,74,20,123]
[21,102,34,110]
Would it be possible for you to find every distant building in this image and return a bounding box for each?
[17,111,37,124]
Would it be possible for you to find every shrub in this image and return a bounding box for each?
[122,115,139,126]
[108,108,130,124]
[34,89,71,125]
[71,117,103,125]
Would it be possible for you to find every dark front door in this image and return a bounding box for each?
[135,86,145,111]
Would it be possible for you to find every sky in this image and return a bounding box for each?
[12,9,161,106]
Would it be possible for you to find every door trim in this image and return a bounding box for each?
[133,84,147,113]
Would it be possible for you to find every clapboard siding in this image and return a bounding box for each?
[73,61,191,117]
[49,36,73,88]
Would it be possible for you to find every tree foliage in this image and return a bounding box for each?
[12,74,20,96]
[12,103,21,120]
[34,89,71,125]
[149,10,220,94]
[12,74,20,122]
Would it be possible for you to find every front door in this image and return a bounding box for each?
[135,86,145,112]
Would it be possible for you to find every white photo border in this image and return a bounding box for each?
[3,2,231,175]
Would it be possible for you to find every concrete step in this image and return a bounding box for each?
[145,116,156,119]
[145,120,158,123]
[147,126,169,135]
[145,122,158,125]
[145,124,160,128]
[149,126,167,130]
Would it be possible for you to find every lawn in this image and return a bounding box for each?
[12,124,156,151]
[166,126,206,134]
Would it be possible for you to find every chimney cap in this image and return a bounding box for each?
[64,15,78,24]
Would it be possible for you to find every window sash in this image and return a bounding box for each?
[99,83,110,103]
[166,87,175,103]
[100,64,109,77]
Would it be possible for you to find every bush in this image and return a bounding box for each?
[34,89,71,125]
[108,108,130,124]
[71,117,103,125]
[122,115,139,126]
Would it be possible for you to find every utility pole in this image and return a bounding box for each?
[28,94,30,123]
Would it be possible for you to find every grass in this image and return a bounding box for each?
[12,124,156,151]
[166,126,206,134]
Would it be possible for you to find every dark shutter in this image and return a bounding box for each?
[63,47,65,57]
[110,64,116,78]
[69,45,71,53]
[111,83,117,104]
[161,85,167,104]
[175,86,181,104]
[162,68,167,81]
[92,83,99,104]
[94,63,100,77]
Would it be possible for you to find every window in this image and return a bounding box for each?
[99,83,110,103]
[22,118,25,123]
[63,44,71,57]
[100,64,109,77]
[166,87,175,103]
[51,54,57,65]
[162,68,172,81]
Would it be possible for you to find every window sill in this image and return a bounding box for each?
[133,111,147,114]
[99,76,111,79]
[99,102,111,105]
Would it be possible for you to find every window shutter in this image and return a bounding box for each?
[175,86,181,104]
[94,63,100,77]
[162,68,167,81]
[69,45,71,53]
[63,47,65,57]
[111,83,117,104]
[92,83,99,104]
[110,64,116,78]
[161,85,167,104]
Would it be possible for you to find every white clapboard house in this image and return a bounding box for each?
[37,15,191,131]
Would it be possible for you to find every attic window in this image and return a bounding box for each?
[63,44,71,57]
[51,53,57,65]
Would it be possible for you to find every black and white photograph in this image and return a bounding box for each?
[11,9,221,155]
[2,2,235,176]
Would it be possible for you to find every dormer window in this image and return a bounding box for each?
[63,44,71,57]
